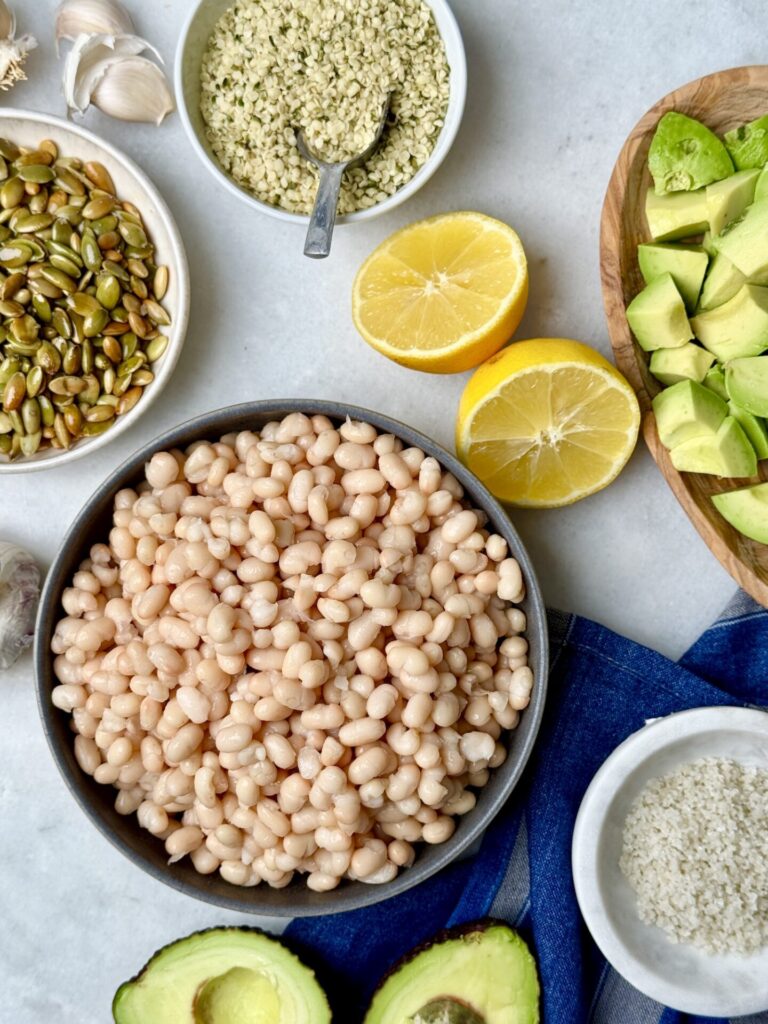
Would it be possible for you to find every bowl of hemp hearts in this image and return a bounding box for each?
[174,0,466,223]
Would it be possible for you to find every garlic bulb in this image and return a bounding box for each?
[92,55,174,124]
[56,0,134,47]
[0,0,37,92]
[63,32,168,118]
[0,542,40,670]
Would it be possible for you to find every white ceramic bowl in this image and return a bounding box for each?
[0,109,189,475]
[174,0,467,225]
[572,706,768,1017]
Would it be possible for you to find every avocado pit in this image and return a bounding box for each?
[411,997,486,1024]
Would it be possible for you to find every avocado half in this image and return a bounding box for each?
[363,921,539,1024]
[112,927,330,1024]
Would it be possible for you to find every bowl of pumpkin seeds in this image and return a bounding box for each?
[0,108,189,473]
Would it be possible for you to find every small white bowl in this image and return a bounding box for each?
[0,109,189,475]
[572,706,768,1017]
[174,0,467,225]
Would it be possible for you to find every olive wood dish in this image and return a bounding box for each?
[35,400,548,916]
[600,66,768,606]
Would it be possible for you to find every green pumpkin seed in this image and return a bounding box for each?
[16,213,54,234]
[63,404,82,435]
[21,396,41,433]
[0,433,11,454]
[144,299,171,326]
[40,266,77,294]
[67,292,101,316]
[28,192,48,215]
[153,266,169,301]
[0,298,23,317]
[118,221,148,248]
[97,393,118,408]
[0,410,11,432]
[80,227,102,273]
[146,335,168,362]
[84,403,114,423]
[19,430,41,456]
[121,332,138,360]
[18,165,55,184]
[116,386,142,416]
[118,353,145,377]
[26,365,44,398]
[52,218,74,244]
[48,254,82,280]
[82,419,113,436]
[82,195,115,220]
[8,408,23,433]
[5,338,40,357]
[84,307,109,337]
[0,177,24,209]
[10,315,39,343]
[81,338,94,374]
[103,366,116,394]
[103,336,123,363]
[96,274,121,310]
[51,308,72,340]
[62,344,81,375]
[31,293,52,322]
[130,275,148,300]
[112,373,133,397]
[54,167,86,197]
[0,242,31,268]
[0,139,19,162]
[126,258,148,279]
[131,368,154,387]
[84,162,116,195]
[92,216,118,235]
[3,370,25,410]
[48,375,86,397]
[38,394,54,427]
[35,341,61,373]
[79,375,100,405]
[54,413,71,448]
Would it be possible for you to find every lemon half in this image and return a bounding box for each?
[457,338,641,507]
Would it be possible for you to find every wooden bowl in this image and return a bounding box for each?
[601,66,768,606]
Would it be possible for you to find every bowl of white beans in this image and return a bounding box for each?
[35,400,547,915]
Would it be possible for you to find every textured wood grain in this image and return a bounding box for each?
[600,65,768,606]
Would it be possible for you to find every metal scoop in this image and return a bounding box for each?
[296,95,391,259]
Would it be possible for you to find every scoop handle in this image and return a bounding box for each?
[304,163,346,259]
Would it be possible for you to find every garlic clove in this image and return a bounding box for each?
[0,541,40,671]
[62,32,163,115]
[92,55,175,124]
[0,33,36,91]
[55,0,133,47]
[0,0,16,41]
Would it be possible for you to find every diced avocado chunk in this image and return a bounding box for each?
[650,343,714,385]
[712,481,768,542]
[715,198,768,278]
[697,252,746,311]
[112,928,331,1024]
[364,923,540,1024]
[648,112,734,195]
[626,273,693,351]
[701,230,717,255]
[724,115,768,170]
[725,355,768,416]
[637,243,708,310]
[728,400,768,459]
[652,379,727,447]
[755,165,768,202]
[703,364,729,399]
[705,168,760,235]
[645,188,709,241]
[690,284,768,361]
[670,416,757,477]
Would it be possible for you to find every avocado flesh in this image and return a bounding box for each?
[755,166,768,202]
[706,168,760,236]
[715,199,768,279]
[697,253,745,311]
[701,230,716,255]
[652,379,727,448]
[713,482,768,542]
[690,284,768,361]
[725,356,768,416]
[670,416,757,477]
[645,188,709,241]
[724,116,768,170]
[650,343,713,385]
[626,273,693,351]
[363,924,539,1024]
[112,928,331,1024]
[703,364,729,399]
[637,243,708,310]
[728,400,768,459]
[648,111,733,195]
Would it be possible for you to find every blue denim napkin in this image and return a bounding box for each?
[286,592,768,1023]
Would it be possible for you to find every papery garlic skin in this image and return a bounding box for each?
[92,54,174,124]
[56,0,134,46]
[63,32,163,115]
[0,542,40,670]
[0,0,15,40]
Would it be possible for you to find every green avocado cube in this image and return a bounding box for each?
[690,285,768,361]
[712,482,768,542]
[649,112,734,195]
[755,165,768,202]
[652,379,727,448]
[728,400,768,459]
[650,343,714,385]
[637,243,709,311]
[697,252,746,311]
[626,273,693,351]
[701,230,717,255]
[670,416,757,477]
[645,188,709,241]
[703,364,729,399]
[725,356,768,416]
[705,168,760,235]
[724,115,768,170]
[715,198,768,279]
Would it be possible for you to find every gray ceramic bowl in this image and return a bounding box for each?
[35,401,547,916]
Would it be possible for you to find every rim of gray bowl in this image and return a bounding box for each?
[35,400,548,916]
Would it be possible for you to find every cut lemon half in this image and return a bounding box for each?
[352,211,529,373]
[457,338,641,507]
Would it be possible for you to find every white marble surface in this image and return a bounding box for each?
[0,0,757,1019]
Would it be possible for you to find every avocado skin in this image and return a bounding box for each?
[364,918,539,1024]
[111,926,331,1024]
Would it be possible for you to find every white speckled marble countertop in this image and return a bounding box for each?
[1,0,757,1018]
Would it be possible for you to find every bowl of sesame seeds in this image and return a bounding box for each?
[174,0,466,225]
